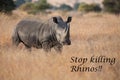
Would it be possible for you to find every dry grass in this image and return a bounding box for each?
[0,11,120,80]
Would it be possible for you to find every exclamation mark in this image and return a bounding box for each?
[99,65,102,72]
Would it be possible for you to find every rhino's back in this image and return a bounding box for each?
[16,19,43,33]
[14,18,57,48]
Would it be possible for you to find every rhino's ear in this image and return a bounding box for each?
[66,16,72,23]
[53,17,58,23]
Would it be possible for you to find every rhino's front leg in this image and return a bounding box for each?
[42,41,51,52]
[54,43,63,53]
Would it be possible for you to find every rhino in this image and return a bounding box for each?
[12,16,72,52]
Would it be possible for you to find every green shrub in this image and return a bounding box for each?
[103,0,120,14]
[19,2,35,11]
[74,3,80,10]
[14,0,25,7]
[35,0,51,11]
[19,2,38,14]
[78,3,88,12]
[19,0,51,14]
[59,4,73,11]
[0,0,15,13]
[78,3,101,12]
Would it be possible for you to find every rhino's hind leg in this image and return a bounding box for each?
[23,43,31,52]
[12,37,20,47]
[13,41,20,47]
[25,46,32,52]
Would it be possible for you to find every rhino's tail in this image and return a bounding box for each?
[12,27,20,47]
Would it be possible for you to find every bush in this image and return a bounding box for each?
[15,0,25,7]
[0,0,15,13]
[78,3,88,12]
[19,2,35,11]
[24,0,32,3]
[103,0,120,14]
[19,0,51,14]
[59,4,73,11]
[78,3,101,12]
[35,0,51,11]
[74,3,80,10]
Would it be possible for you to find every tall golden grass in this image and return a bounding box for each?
[0,11,120,80]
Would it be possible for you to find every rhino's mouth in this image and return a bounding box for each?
[62,40,71,45]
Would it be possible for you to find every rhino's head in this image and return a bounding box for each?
[53,16,72,45]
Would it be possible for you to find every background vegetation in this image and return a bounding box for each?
[0,0,120,15]
[78,3,101,12]
[19,0,51,14]
[0,0,120,80]
[103,0,120,15]
[0,0,15,13]
[0,11,120,80]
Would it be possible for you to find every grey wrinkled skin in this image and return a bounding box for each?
[12,16,72,53]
